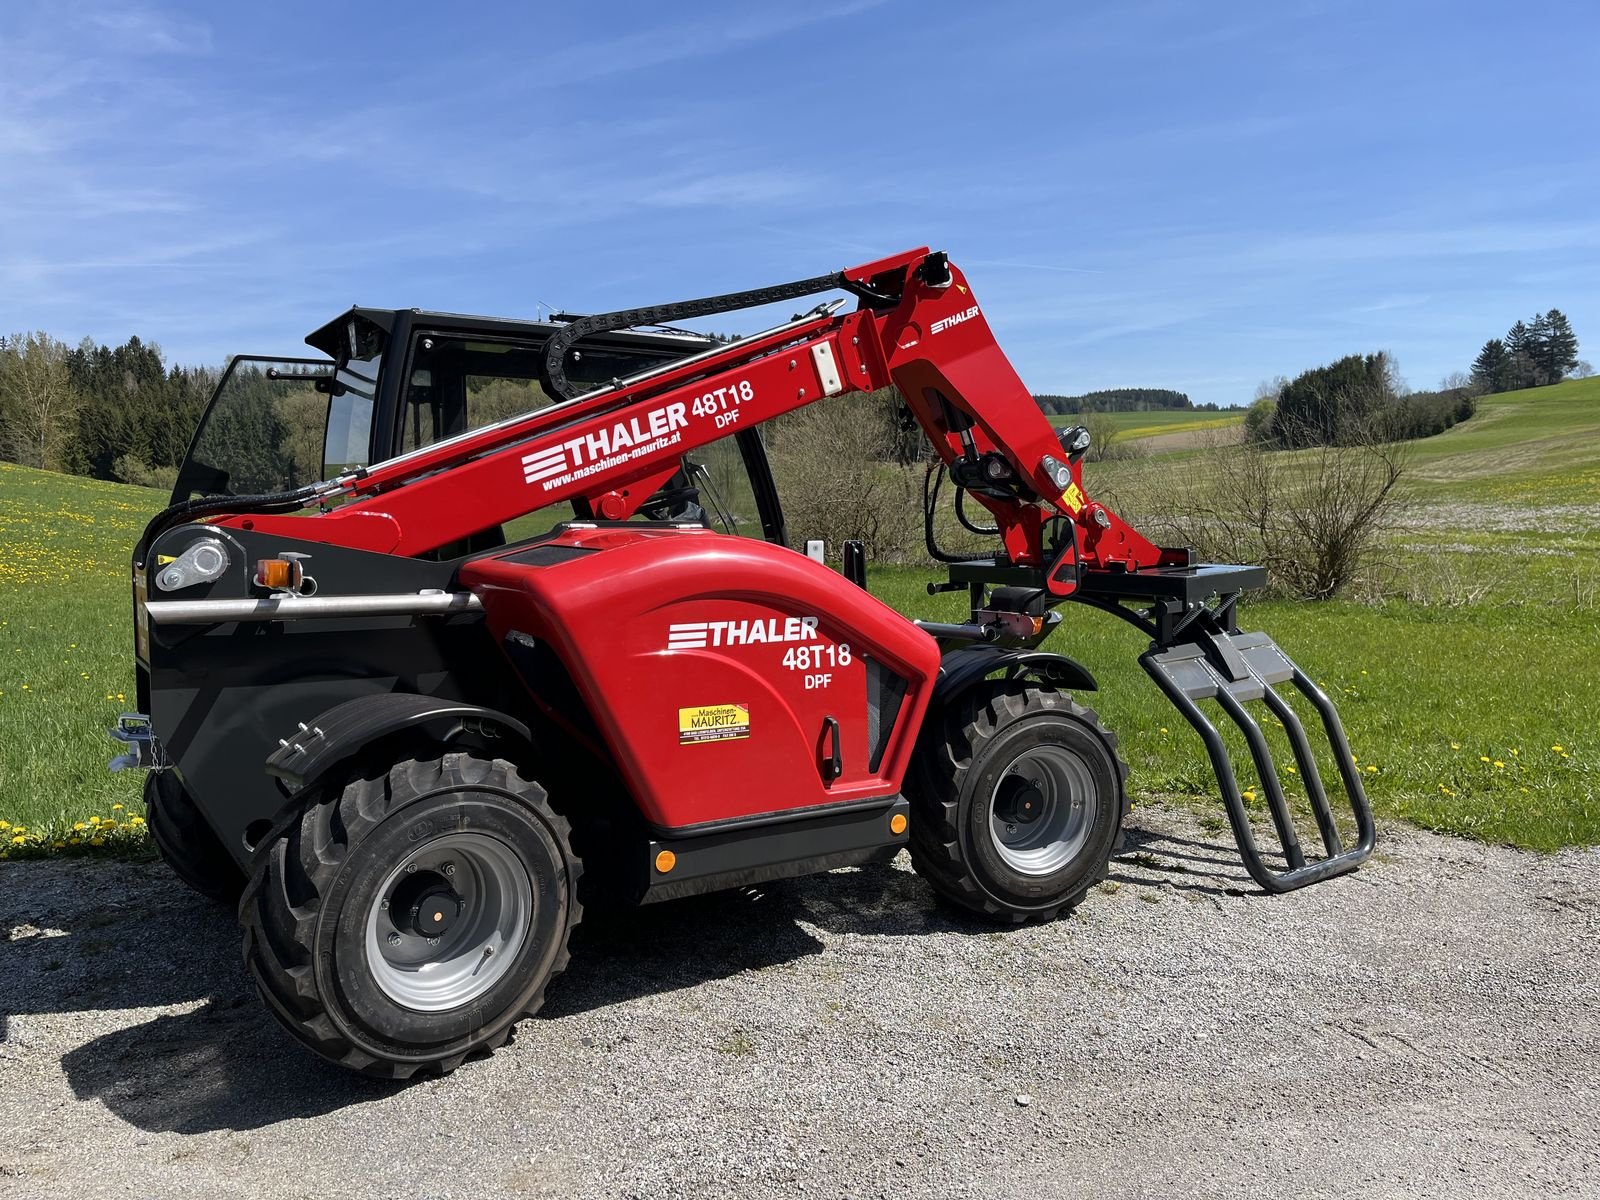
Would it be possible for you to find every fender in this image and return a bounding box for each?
[264,693,532,797]
[931,644,1098,708]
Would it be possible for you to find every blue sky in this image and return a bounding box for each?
[3,0,1597,406]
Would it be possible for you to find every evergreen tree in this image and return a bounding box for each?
[1539,309,1580,382]
[1471,338,1512,394]
[1270,352,1396,447]
[1503,320,1537,390]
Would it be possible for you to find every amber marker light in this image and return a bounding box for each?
[256,557,295,589]
[889,813,909,835]
[654,849,677,874]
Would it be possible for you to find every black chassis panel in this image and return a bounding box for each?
[642,796,910,904]
[144,522,526,867]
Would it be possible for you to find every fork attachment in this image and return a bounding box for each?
[1141,628,1376,892]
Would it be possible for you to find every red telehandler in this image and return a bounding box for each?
[113,248,1374,1077]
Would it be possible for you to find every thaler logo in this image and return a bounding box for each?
[930,305,980,335]
[521,400,690,484]
[667,616,820,650]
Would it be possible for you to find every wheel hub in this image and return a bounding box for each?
[994,777,1046,830]
[389,872,463,938]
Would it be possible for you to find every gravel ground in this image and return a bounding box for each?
[2,806,1597,1200]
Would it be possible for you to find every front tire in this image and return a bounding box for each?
[240,752,582,1079]
[907,683,1127,923]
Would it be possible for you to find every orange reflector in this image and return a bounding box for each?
[889,813,908,835]
[256,558,293,589]
[654,849,677,874]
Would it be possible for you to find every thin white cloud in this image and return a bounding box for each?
[83,5,213,55]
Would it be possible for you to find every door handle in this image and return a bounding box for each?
[819,715,843,783]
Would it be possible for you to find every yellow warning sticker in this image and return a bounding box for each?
[678,703,751,745]
[1061,481,1086,514]
[155,554,177,566]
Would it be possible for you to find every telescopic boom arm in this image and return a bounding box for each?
[223,248,1175,595]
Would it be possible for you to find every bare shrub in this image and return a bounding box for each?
[1135,423,1410,600]
[764,393,922,562]
[1079,411,1122,462]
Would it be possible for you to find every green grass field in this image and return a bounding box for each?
[1052,409,1246,441]
[0,463,162,856]
[1,380,1595,859]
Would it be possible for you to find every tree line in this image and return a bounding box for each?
[1469,311,1587,394]
[0,332,214,489]
[1035,387,1218,415]
[1246,352,1476,448]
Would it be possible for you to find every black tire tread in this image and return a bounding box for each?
[145,770,245,905]
[239,752,582,1080]
[906,682,1129,923]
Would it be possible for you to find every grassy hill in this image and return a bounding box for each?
[1403,376,1600,505]
[0,379,1594,858]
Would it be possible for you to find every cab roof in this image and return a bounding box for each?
[304,306,712,360]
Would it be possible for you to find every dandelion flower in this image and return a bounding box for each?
[1159,727,1169,734]
[1552,744,1564,753]
[1450,742,1461,751]
[1493,760,1505,768]
[72,821,86,831]
[89,837,104,847]
[9,835,23,845]
[129,816,146,827]
[1366,765,1378,774]
[1242,789,1257,802]
[1286,765,1297,774]
[111,803,124,811]
[1479,756,1491,763]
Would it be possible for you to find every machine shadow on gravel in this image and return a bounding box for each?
[49,823,1261,1133]
[54,879,830,1132]
[0,865,236,1025]
[1107,822,1270,897]
[50,862,1038,1132]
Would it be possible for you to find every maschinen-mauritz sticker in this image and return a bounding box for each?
[678,704,750,744]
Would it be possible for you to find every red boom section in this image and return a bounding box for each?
[219,250,1166,578]
[461,525,942,829]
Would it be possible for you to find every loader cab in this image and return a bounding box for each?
[170,308,788,547]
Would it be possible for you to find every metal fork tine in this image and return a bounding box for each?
[1259,684,1342,856]
[1289,667,1378,857]
[1212,688,1306,870]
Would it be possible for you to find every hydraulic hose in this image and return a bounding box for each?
[133,485,322,567]
[955,484,1000,536]
[923,464,993,564]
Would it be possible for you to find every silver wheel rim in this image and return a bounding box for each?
[988,743,1098,876]
[364,832,532,1012]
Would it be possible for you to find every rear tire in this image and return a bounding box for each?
[240,752,582,1079]
[906,683,1128,923]
[145,770,244,905]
